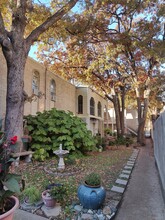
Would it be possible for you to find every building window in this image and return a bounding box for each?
[98,101,102,117]
[32,71,39,95]
[50,79,56,101]
[90,97,95,115]
[78,95,83,114]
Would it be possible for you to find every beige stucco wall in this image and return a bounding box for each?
[0,52,7,117]
[0,53,76,117]
[125,109,138,132]
[24,57,76,115]
[76,87,108,136]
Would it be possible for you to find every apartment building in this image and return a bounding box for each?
[0,52,108,137]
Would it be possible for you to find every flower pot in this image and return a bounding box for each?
[77,184,106,210]
[0,196,19,220]
[42,190,56,208]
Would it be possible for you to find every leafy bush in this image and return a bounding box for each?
[65,151,84,165]
[49,184,67,203]
[22,186,40,204]
[25,109,96,161]
[84,172,101,186]
[95,135,106,150]
[104,128,116,136]
[109,135,133,146]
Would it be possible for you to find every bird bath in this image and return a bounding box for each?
[53,144,69,170]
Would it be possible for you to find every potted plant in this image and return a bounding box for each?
[22,186,40,205]
[42,184,66,208]
[84,172,101,187]
[0,132,22,220]
[77,172,106,210]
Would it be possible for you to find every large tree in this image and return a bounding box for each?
[38,0,164,144]
[0,0,80,141]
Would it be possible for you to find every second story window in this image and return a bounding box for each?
[78,95,83,114]
[50,79,56,101]
[90,97,95,115]
[32,71,39,95]
[98,101,102,117]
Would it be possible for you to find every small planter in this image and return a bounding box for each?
[0,196,19,220]
[42,190,56,208]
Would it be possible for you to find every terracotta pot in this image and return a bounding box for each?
[0,196,19,220]
[42,190,56,208]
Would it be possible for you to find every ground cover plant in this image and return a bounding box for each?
[15,145,134,218]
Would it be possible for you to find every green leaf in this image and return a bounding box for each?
[3,178,21,194]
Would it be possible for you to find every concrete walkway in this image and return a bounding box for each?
[115,138,165,220]
[14,208,47,220]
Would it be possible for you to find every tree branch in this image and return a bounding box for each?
[26,0,78,47]
[0,12,11,50]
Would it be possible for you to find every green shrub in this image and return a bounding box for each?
[84,172,101,186]
[95,135,106,150]
[104,128,116,136]
[49,184,67,203]
[22,186,40,204]
[65,151,84,165]
[109,135,133,146]
[25,109,96,161]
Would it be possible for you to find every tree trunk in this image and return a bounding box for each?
[113,95,121,137]
[120,88,125,136]
[0,0,79,151]
[137,118,145,145]
[137,97,149,145]
[4,50,27,142]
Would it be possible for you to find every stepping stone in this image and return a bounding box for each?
[132,152,138,155]
[41,204,61,218]
[124,165,133,170]
[126,163,134,166]
[119,173,129,179]
[132,153,138,157]
[126,164,134,168]
[122,170,131,174]
[127,161,134,164]
[108,200,120,209]
[111,186,125,193]
[129,157,136,160]
[127,162,134,166]
[131,154,137,157]
[115,179,128,185]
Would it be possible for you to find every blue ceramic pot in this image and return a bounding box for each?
[77,184,106,209]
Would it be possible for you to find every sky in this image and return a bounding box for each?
[29,0,80,60]
[29,45,38,60]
